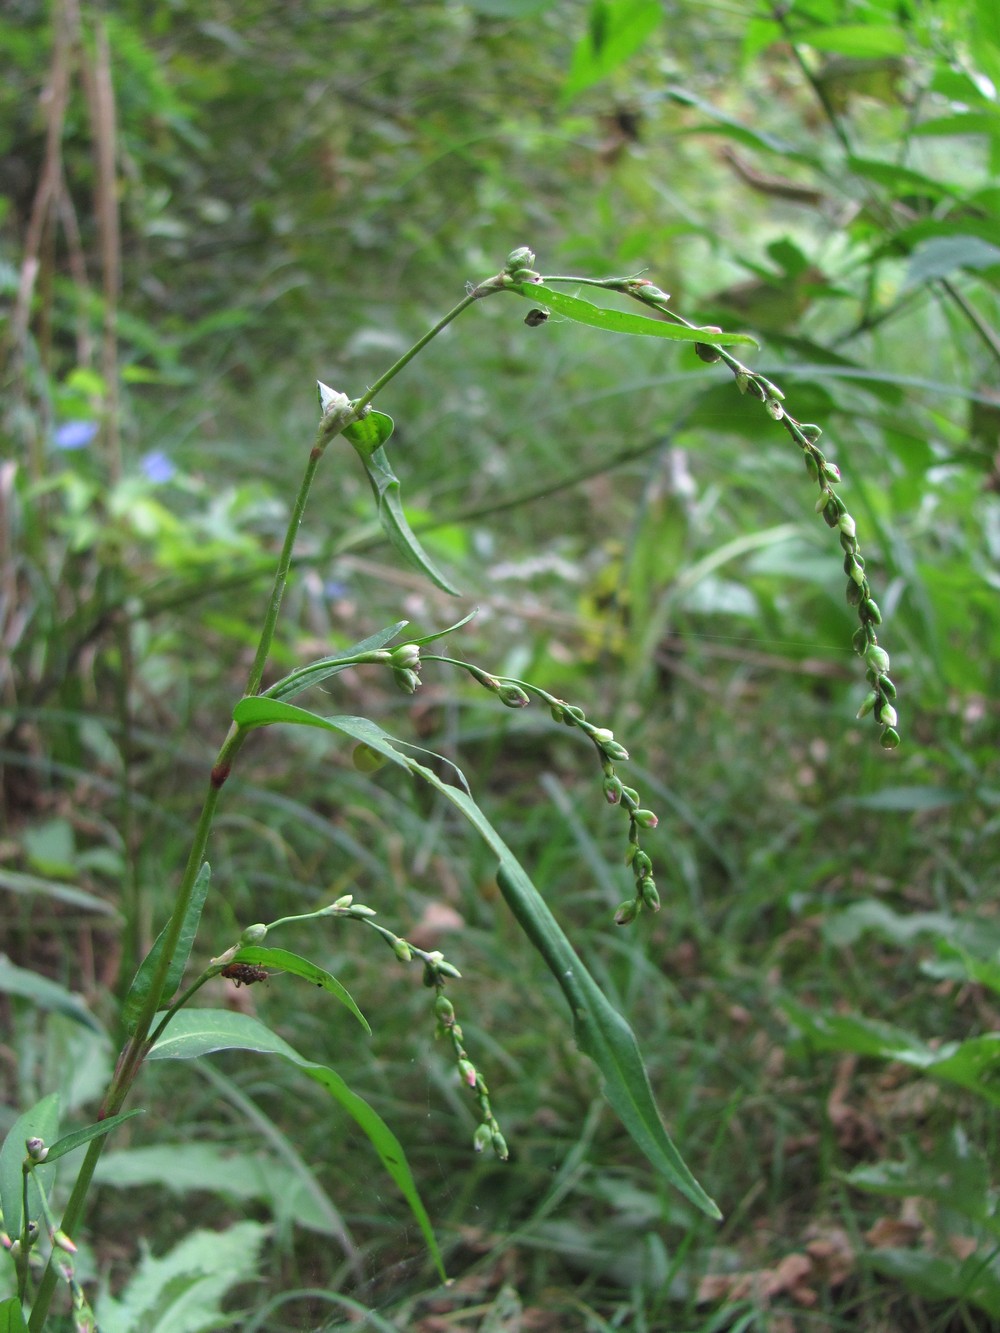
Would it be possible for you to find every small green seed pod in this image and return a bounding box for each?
[633,808,659,829]
[473,1123,493,1153]
[862,598,882,625]
[799,424,823,443]
[639,877,661,911]
[880,727,901,750]
[857,691,878,719]
[498,683,530,708]
[240,923,269,945]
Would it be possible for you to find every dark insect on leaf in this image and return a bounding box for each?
[524,308,550,327]
[221,962,269,987]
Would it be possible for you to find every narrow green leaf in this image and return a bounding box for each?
[42,1110,144,1164]
[562,0,662,104]
[796,23,907,57]
[409,608,479,645]
[121,863,211,1034]
[263,621,408,701]
[904,235,1000,287]
[0,1298,29,1333]
[342,414,461,594]
[148,1009,445,1279]
[0,956,104,1034]
[229,945,371,1034]
[0,1094,59,1240]
[0,868,119,917]
[512,283,758,347]
[238,702,719,1217]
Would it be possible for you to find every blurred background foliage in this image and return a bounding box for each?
[2,0,1000,1328]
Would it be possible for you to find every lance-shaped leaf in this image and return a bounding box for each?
[262,621,409,702]
[228,945,371,1035]
[122,863,211,1034]
[342,412,461,596]
[512,283,757,348]
[148,1008,444,1279]
[231,696,721,1219]
[41,1110,145,1164]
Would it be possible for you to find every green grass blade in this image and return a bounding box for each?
[148,1008,445,1280]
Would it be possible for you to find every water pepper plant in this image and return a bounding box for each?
[1,248,898,1330]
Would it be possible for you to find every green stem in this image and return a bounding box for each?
[27,272,499,1330]
[350,288,486,415]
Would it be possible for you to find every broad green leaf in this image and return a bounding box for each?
[121,863,211,1034]
[262,621,408,701]
[0,1298,28,1333]
[0,956,103,1034]
[342,413,461,595]
[0,868,119,917]
[796,24,907,57]
[228,945,371,1034]
[148,1008,445,1279]
[232,698,720,1218]
[782,1000,1000,1106]
[562,0,662,104]
[0,1094,59,1240]
[41,1110,144,1164]
[511,283,758,348]
[94,1220,268,1333]
[95,1143,345,1237]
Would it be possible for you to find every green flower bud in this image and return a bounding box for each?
[393,938,413,963]
[390,643,421,670]
[639,877,660,911]
[852,627,869,655]
[614,899,640,926]
[765,397,784,420]
[473,1123,493,1153]
[491,1130,509,1160]
[865,645,890,674]
[240,923,268,945]
[862,598,882,625]
[620,785,639,805]
[799,424,823,443]
[437,958,462,979]
[633,808,659,829]
[822,462,841,483]
[498,683,530,708]
[332,894,354,909]
[603,776,623,804]
[602,739,630,762]
[504,246,536,273]
[856,691,877,719]
[846,579,863,606]
[393,667,421,694]
[881,677,897,700]
[822,499,840,527]
[25,1137,47,1162]
[549,703,566,723]
[838,513,856,538]
[435,994,455,1023]
[878,702,898,729]
[840,531,858,555]
[632,850,652,877]
[880,726,901,750]
[52,1229,78,1255]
